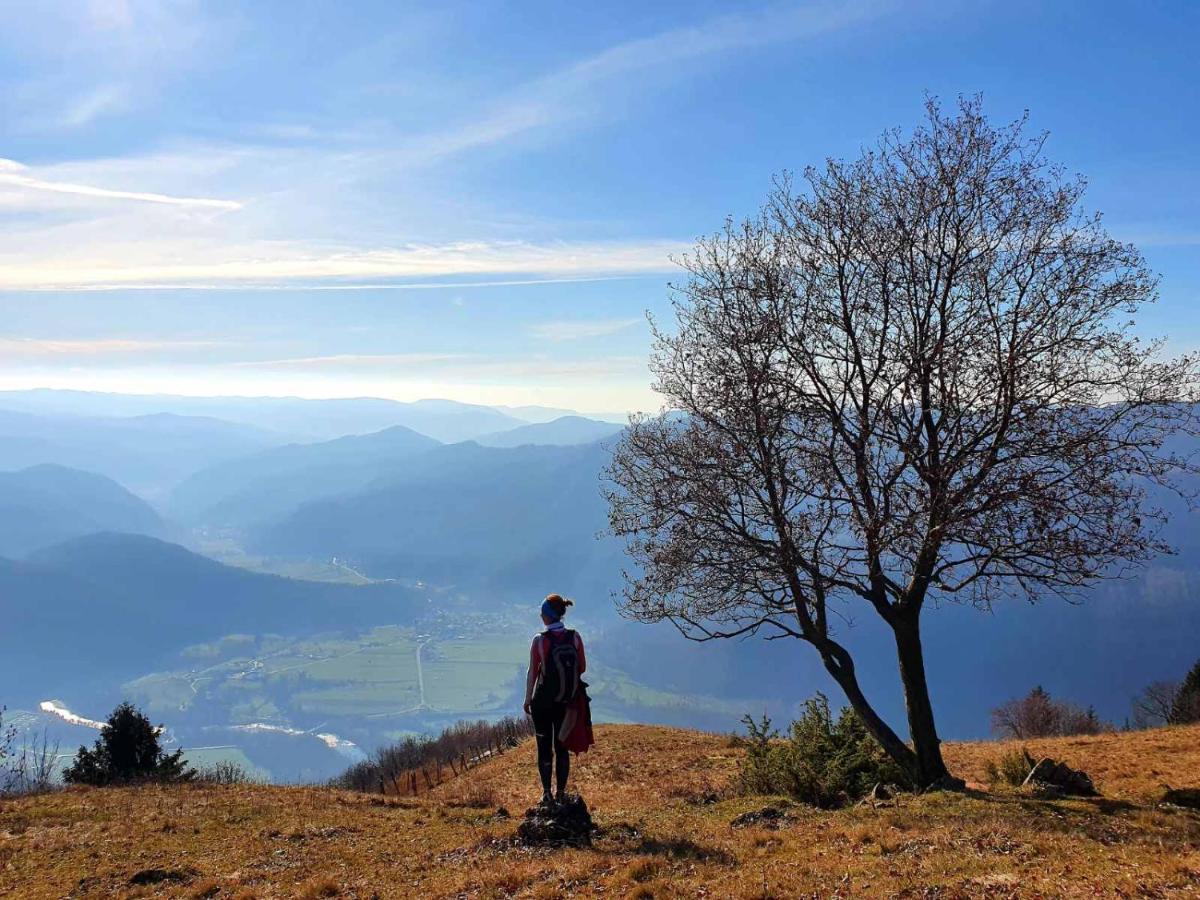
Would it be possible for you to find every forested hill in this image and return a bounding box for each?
[1,532,424,690]
[0,464,168,557]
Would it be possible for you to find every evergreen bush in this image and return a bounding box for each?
[736,694,912,808]
[63,702,194,786]
[1170,660,1200,724]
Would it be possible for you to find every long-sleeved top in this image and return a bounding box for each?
[524,624,586,706]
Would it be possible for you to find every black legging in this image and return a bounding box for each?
[531,701,570,795]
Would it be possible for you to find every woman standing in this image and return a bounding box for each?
[523,593,586,805]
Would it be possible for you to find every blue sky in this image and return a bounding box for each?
[0,0,1196,413]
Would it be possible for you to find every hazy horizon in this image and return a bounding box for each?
[0,385,634,421]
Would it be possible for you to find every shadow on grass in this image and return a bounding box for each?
[594,821,736,865]
[1089,798,1137,815]
[964,789,1139,813]
[631,836,737,866]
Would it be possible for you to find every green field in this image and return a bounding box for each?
[421,634,528,712]
[118,616,757,776]
[124,624,531,722]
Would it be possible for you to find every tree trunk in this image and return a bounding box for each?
[816,637,918,775]
[891,613,957,789]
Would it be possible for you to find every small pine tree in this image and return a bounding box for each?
[1170,659,1200,724]
[737,695,911,807]
[63,702,194,786]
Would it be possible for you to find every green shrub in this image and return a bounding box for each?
[63,702,194,786]
[984,747,1033,787]
[735,694,911,808]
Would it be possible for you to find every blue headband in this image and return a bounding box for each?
[540,599,561,622]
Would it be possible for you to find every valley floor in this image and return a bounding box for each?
[2,724,1199,898]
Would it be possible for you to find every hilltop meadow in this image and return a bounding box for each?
[3,723,1198,898]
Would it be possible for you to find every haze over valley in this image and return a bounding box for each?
[2,388,1197,782]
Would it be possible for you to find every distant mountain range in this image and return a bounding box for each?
[0,464,168,557]
[169,424,440,527]
[249,440,622,598]
[476,415,624,448]
[0,389,611,443]
[1,387,1198,772]
[169,416,625,528]
[0,407,288,499]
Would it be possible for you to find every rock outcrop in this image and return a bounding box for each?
[516,795,596,846]
[1160,786,1200,810]
[1021,756,1099,797]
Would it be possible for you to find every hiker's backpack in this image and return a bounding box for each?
[534,629,580,704]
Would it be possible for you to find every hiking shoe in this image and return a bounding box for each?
[555,789,567,804]
[540,791,554,807]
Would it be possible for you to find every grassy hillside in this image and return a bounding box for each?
[3,724,1198,898]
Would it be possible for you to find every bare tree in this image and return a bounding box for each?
[0,709,60,796]
[992,686,1107,739]
[1131,680,1181,729]
[605,97,1198,788]
[0,707,16,793]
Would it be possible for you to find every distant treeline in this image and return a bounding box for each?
[991,659,1200,740]
[332,716,533,795]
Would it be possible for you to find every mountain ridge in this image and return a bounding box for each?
[169,423,440,526]
[476,415,624,448]
[0,464,169,558]
[0,389,532,443]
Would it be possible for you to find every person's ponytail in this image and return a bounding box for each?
[544,593,573,618]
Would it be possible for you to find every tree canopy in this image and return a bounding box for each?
[605,96,1198,786]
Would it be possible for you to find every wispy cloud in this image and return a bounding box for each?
[233,352,473,370]
[529,317,643,341]
[0,158,242,210]
[55,83,131,128]
[0,239,682,291]
[398,1,890,165]
[0,336,223,357]
[229,352,647,381]
[0,3,888,292]
[1113,227,1200,248]
[2,0,223,131]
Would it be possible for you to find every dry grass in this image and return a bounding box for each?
[2,723,1198,898]
[946,724,1200,801]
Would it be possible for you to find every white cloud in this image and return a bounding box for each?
[1113,227,1200,248]
[529,317,644,341]
[228,352,647,381]
[0,238,682,290]
[55,84,132,128]
[0,157,242,210]
[0,3,888,292]
[233,352,473,370]
[0,336,223,358]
